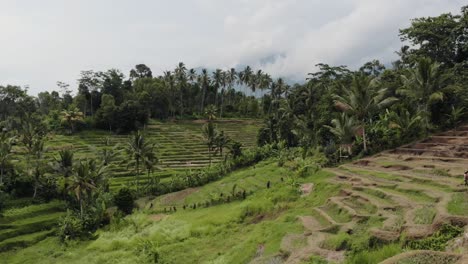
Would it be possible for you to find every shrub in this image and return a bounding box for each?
[58,211,86,242]
[406,224,463,251]
[114,188,135,215]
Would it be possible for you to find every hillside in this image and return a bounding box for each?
[12,119,260,190]
[0,119,260,254]
[1,126,467,263]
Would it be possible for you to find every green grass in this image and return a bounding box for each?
[447,192,468,216]
[345,243,402,264]
[321,202,352,223]
[0,161,340,264]
[321,232,351,250]
[413,206,436,224]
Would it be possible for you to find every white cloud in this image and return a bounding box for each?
[0,0,465,94]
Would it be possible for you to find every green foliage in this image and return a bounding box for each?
[406,224,463,251]
[345,243,402,264]
[57,211,86,242]
[114,188,134,215]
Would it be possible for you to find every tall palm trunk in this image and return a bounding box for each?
[200,86,206,113]
[220,88,225,118]
[362,125,367,153]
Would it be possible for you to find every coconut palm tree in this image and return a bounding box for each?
[163,71,176,118]
[324,113,358,158]
[99,137,120,166]
[53,148,74,196]
[61,108,84,134]
[175,62,188,117]
[240,66,253,95]
[205,105,218,121]
[212,69,223,107]
[226,68,237,105]
[398,57,448,130]
[125,131,155,191]
[29,137,47,198]
[215,130,230,158]
[69,160,104,218]
[202,122,218,166]
[334,73,398,152]
[198,69,210,113]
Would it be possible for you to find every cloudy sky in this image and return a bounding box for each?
[0,0,465,94]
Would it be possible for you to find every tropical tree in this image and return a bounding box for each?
[226,68,237,105]
[398,57,448,130]
[61,108,84,134]
[334,73,398,152]
[175,62,187,117]
[198,69,210,113]
[324,113,358,158]
[215,131,230,157]
[239,66,253,95]
[212,69,223,106]
[125,131,155,191]
[29,137,48,198]
[69,160,105,218]
[99,137,120,166]
[205,105,218,121]
[53,148,74,195]
[202,122,218,166]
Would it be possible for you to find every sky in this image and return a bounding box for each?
[0,0,465,95]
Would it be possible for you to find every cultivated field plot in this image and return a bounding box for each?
[12,119,260,190]
[309,125,468,262]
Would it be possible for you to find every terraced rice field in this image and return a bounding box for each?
[282,125,468,263]
[0,200,65,252]
[13,119,260,190]
[2,119,259,252]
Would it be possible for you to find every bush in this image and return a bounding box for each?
[406,224,463,251]
[58,211,86,242]
[114,188,135,215]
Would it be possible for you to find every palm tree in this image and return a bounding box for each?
[198,69,210,113]
[54,149,74,178]
[143,149,158,185]
[240,66,253,95]
[212,69,223,107]
[334,73,398,152]
[220,71,228,118]
[202,122,218,166]
[227,68,237,105]
[30,137,47,198]
[125,131,155,191]
[215,130,230,158]
[175,62,187,117]
[205,105,218,121]
[53,148,74,196]
[398,57,447,130]
[61,108,84,134]
[324,113,358,158]
[69,160,103,218]
[163,71,176,118]
[188,68,197,83]
[100,137,120,166]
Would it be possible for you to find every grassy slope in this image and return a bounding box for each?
[0,160,341,264]
[1,119,260,254]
